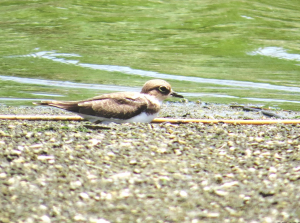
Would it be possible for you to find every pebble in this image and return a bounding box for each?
[0,103,300,223]
[79,192,90,200]
[40,215,51,223]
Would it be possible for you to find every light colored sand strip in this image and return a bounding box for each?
[0,115,299,125]
[152,118,300,125]
[0,115,83,121]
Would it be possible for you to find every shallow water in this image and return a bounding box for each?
[248,47,300,63]
[1,73,300,106]
[8,50,300,93]
[1,0,300,110]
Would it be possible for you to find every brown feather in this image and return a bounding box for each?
[37,92,160,120]
[33,79,183,123]
[34,101,81,112]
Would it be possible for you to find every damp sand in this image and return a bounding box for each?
[0,102,300,223]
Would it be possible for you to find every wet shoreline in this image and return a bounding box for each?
[0,103,300,222]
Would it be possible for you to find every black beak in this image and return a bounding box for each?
[170,91,184,98]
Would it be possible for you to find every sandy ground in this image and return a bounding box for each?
[0,102,300,223]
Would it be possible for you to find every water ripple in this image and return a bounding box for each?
[9,50,300,93]
[248,46,300,62]
[1,75,300,104]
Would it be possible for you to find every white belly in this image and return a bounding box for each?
[78,112,158,124]
[125,112,158,123]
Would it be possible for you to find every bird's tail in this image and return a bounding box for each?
[33,101,80,112]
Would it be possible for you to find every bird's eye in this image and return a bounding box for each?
[158,86,168,93]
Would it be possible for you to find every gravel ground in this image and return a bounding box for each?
[0,102,300,223]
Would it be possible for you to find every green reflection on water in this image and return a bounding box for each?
[0,0,300,110]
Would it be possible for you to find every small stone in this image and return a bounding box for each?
[11,150,22,155]
[79,192,90,200]
[179,190,188,198]
[70,181,82,189]
[214,174,223,183]
[39,205,48,211]
[0,173,7,179]
[129,160,137,165]
[263,217,274,223]
[133,168,141,174]
[111,172,131,180]
[89,139,101,146]
[119,189,131,198]
[89,218,111,223]
[40,215,51,223]
[37,155,55,161]
[269,167,277,173]
[74,214,86,221]
[107,152,115,157]
[29,144,43,149]
[269,173,277,181]
[220,181,239,188]
[25,217,34,223]
[293,166,300,172]
[206,212,220,218]
[8,125,16,129]
[100,192,112,200]
[214,190,229,196]
[248,168,256,173]
[225,207,238,216]
[180,98,189,103]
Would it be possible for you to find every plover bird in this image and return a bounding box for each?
[34,79,183,124]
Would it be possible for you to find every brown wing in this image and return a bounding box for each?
[78,93,149,119]
[36,92,152,120]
